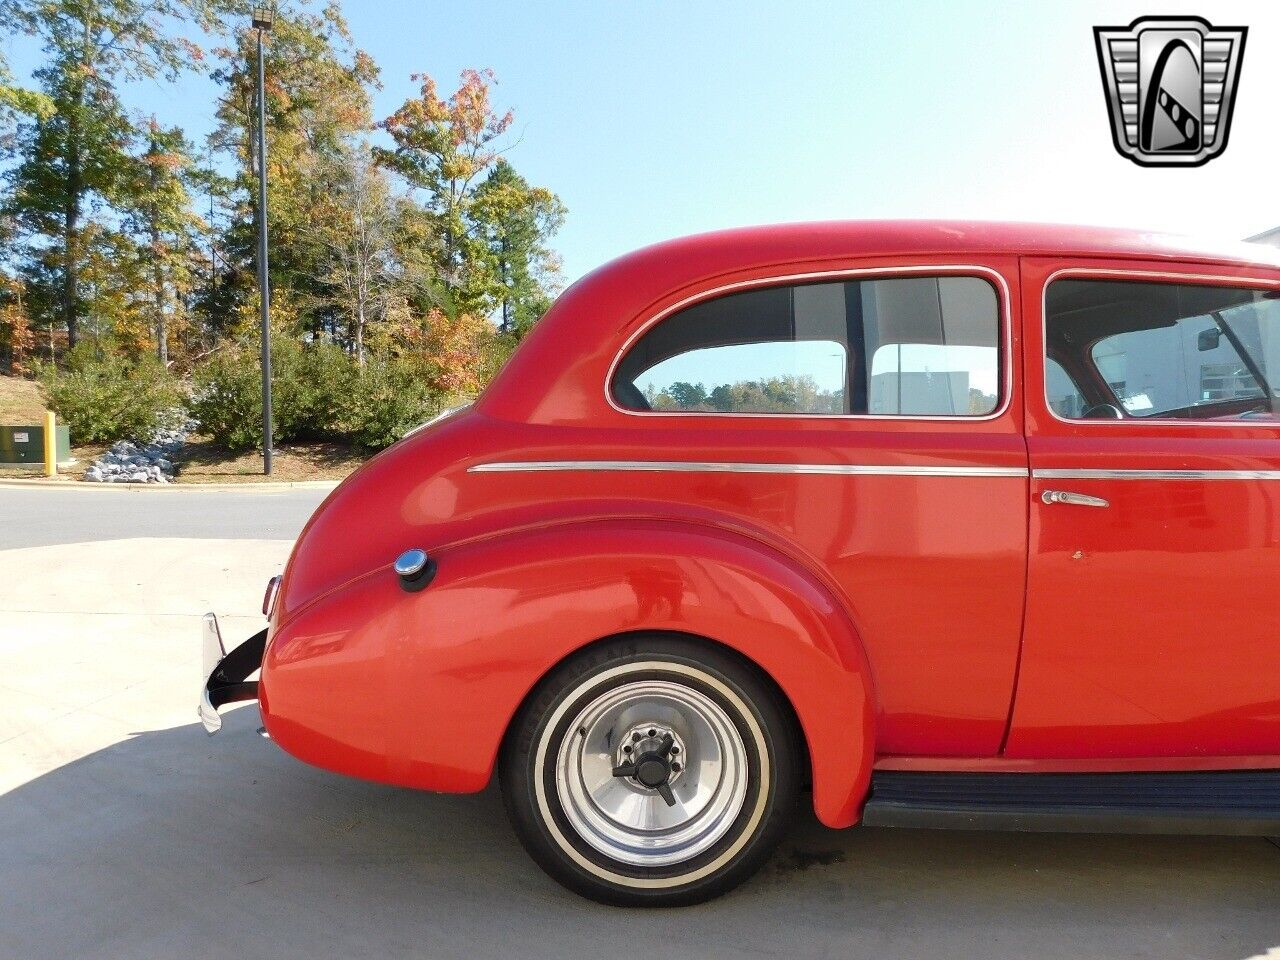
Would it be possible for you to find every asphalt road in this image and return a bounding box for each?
[2,484,1279,960]
[0,483,331,548]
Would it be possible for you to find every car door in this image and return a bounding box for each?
[1007,256,1280,759]
[604,258,1029,757]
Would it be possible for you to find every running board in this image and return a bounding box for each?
[861,770,1280,836]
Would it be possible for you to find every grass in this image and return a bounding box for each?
[173,436,366,483]
[0,374,46,424]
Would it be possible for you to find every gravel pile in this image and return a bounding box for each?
[84,420,193,484]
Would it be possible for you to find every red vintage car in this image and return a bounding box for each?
[200,221,1280,905]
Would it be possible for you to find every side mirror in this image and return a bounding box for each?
[1198,328,1223,351]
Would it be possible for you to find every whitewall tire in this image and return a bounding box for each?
[500,635,800,906]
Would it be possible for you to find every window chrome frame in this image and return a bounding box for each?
[1040,266,1280,429]
[604,264,1014,423]
[1034,467,1280,481]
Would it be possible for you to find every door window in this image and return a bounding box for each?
[1046,278,1280,420]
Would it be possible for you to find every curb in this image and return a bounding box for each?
[0,477,342,492]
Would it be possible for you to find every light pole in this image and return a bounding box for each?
[252,6,274,474]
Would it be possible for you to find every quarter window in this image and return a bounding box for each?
[611,276,1001,416]
[1046,357,1086,419]
[1046,279,1280,421]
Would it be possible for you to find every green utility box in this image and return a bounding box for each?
[0,424,72,467]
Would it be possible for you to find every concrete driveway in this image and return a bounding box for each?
[2,487,1279,960]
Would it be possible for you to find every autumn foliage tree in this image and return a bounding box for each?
[0,277,36,374]
[372,68,566,391]
[209,1,381,344]
[1,0,567,452]
[375,69,513,315]
[3,0,226,348]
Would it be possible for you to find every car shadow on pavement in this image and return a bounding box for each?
[3,705,1279,960]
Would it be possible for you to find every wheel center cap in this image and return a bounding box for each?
[635,756,669,788]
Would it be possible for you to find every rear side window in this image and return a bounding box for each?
[611,275,1001,416]
[1046,279,1280,420]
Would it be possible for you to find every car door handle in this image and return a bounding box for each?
[1041,489,1110,508]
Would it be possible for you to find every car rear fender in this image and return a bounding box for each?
[261,517,877,828]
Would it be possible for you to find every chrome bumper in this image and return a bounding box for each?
[199,612,268,734]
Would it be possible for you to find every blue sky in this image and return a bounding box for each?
[5,0,1278,284]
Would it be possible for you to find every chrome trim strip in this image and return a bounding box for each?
[1039,266,1280,430]
[603,264,1015,423]
[470,460,1028,478]
[1035,468,1280,481]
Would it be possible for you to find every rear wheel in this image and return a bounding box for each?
[500,635,799,906]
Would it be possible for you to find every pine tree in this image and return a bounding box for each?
[124,121,208,363]
[4,0,228,347]
[470,159,566,335]
[5,47,137,347]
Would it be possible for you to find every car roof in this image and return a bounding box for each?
[479,220,1280,425]
[597,220,1280,278]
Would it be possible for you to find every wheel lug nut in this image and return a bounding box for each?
[647,729,656,737]
[672,762,681,772]
[623,745,632,754]
[670,746,679,755]
[631,732,641,742]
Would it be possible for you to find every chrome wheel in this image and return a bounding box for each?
[505,639,799,905]
[553,678,750,867]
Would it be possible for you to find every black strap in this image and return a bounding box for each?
[208,628,268,708]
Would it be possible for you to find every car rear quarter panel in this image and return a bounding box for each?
[262,517,876,827]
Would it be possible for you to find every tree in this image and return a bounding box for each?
[0,69,54,139]
[5,48,136,347]
[367,306,495,400]
[0,15,54,153]
[470,159,565,335]
[704,376,840,414]
[308,148,403,362]
[76,221,149,351]
[4,0,228,347]
[667,381,708,409]
[374,69,516,316]
[209,1,380,344]
[0,276,36,374]
[124,120,208,363]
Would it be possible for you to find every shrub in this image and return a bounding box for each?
[190,340,354,450]
[36,343,183,444]
[274,341,353,441]
[342,356,437,451]
[189,344,264,451]
[190,339,460,453]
